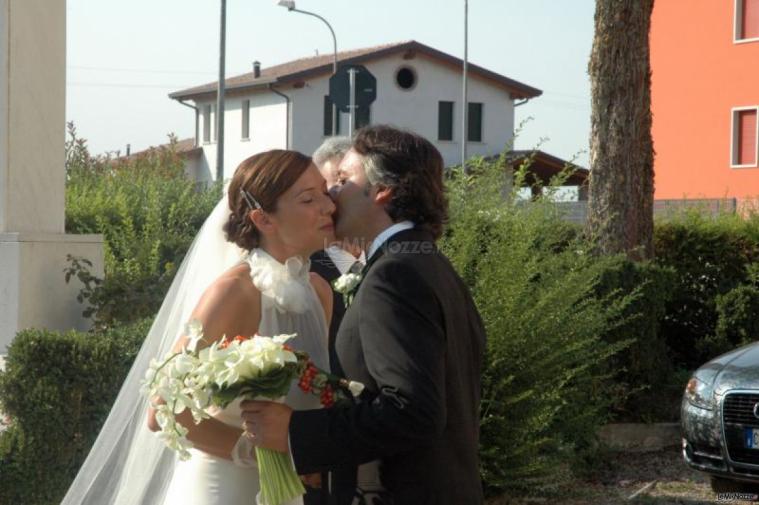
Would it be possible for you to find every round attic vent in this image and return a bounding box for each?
[395,66,417,91]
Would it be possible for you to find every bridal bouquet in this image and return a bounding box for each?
[142,321,363,505]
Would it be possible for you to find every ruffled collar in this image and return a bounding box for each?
[245,248,312,314]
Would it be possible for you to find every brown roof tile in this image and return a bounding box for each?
[169,40,541,100]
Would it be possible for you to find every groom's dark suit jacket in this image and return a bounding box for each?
[292,228,486,505]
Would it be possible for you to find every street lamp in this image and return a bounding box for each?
[278,0,338,135]
[462,0,469,173]
[216,0,227,182]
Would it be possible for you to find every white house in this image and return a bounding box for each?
[169,40,543,183]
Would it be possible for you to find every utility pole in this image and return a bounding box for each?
[216,0,226,181]
[462,0,469,173]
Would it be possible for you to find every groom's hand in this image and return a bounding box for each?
[240,400,292,453]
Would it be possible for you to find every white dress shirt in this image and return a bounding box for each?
[366,220,415,261]
[325,245,365,275]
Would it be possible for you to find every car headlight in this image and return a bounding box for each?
[685,376,714,410]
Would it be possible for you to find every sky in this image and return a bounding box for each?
[66,0,595,166]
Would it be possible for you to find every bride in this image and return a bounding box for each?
[62,149,336,505]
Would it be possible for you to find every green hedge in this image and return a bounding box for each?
[442,156,633,493]
[654,211,759,370]
[0,319,150,505]
[594,258,678,422]
[64,123,221,327]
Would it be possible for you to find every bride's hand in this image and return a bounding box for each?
[240,400,292,453]
[300,472,322,489]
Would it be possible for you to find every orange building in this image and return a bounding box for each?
[651,0,759,201]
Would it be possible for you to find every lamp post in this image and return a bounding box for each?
[462,0,469,173]
[216,0,227,182]
[278,0,338,135]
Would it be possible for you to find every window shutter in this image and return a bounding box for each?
[468,102,483,142]
[743,0,759,39]
[738,109,757,165]
[438,101,454,141]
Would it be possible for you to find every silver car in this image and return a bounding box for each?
[681,341,759,491]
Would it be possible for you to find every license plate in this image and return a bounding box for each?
[745,428,759,449]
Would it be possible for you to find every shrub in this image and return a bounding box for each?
[0,319,150,505]
[594,258,677,421]
[654,211,759,369]
[442,155,632,494]
[713,283,759,353]
[64,123,221,327]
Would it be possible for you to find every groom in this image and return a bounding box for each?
[242,125,486,505]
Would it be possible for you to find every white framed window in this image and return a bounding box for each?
[241,100,250,140]
[734,0,759,43]
[731,106,759,168]
[202,104,211,143]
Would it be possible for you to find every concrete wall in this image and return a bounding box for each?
[191,51,518,178]
[652,0,759,199]
[196,90,288,182]
[0,0,103,352]
[0,0,66,233]
[288,52,516,166]
[0,233,103,350]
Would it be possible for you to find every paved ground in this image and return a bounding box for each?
[487,447,756,504]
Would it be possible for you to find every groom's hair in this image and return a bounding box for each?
[224,149,312,250]
[353,125,448,240]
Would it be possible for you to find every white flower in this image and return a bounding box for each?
[347,381,365,397]
[142,320,303,462]
[185,319,204,352]
[333,272,362,294]
[173,352,197,376]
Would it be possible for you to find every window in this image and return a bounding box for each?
[241,100,250,139]
[355,105,371,130]
[395,66,417,91]
[468,102,483,142]
[323,96,340,135]
[438,101,454,141]
[202,104,211,143]
[732,107,758,167]
[736,0,759,41]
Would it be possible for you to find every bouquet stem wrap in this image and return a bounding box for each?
[254,396,304,505]
[256,446,305,505]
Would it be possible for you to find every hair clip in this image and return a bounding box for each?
[240,188,263,211]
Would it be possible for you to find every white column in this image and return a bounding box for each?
[0,0,103,352]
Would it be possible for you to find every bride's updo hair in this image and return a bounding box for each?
[224,150,313,250]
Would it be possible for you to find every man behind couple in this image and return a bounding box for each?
[62,125,486,505]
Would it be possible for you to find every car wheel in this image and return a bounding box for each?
[710,476,746,493]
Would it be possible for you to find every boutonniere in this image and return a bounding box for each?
[332,272,363,308]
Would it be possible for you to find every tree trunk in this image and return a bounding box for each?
[587,0,655,260]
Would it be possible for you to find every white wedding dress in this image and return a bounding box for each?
[161,248,330,505]
[61,197,379,505]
